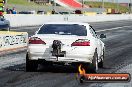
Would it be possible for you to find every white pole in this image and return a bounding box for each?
[130,0,132,13]
[5,0,6,3]
[52,0,55,10]
[102,0,105,13]
[102,0,104,9]
[112,0,115,3]
[117,0,119,13]
[28,0,30,3]
[82,0,84,13]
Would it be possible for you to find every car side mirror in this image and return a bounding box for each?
[100,34,106,39]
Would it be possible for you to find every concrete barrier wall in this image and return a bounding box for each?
[68,14,132,22]
[4,14,132,27]
[0,31,28,55]
[4,14,65,27]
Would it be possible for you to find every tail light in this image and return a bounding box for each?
[71,39,90,46]
[29,37,46,44]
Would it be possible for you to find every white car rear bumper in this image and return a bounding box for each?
[27,45,95,63]
[28,52,94,63]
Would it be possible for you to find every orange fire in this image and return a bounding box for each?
[78,64,86,75]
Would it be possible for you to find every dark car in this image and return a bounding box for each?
[19,11,34,14]
[0,16,10,31]
[37,11,46,14]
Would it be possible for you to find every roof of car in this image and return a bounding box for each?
[44,22,89,25]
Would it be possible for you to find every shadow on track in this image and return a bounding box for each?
[3,63,114,74]
[3,63,78,73]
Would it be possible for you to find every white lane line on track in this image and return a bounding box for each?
[96,25,132,32]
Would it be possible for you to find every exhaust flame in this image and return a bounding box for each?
[78,64,86,75]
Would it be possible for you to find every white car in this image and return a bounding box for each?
[26,22,106,72]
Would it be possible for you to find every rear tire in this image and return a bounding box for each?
[98,50,104,68]
[98,58,103,68]
[92,51,98,73]
[26,53,38,72]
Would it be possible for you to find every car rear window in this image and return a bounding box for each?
[37,24,87,36]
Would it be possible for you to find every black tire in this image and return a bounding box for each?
[98,58,103,68]
[26,53,38,72]
[92,51,98,73]
[98,50,104,68]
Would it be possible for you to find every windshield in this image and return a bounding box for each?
[37,24,87,36]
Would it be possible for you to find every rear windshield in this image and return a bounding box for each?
[37,24,87,36]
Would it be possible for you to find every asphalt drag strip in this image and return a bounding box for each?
[0,20,132,87]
